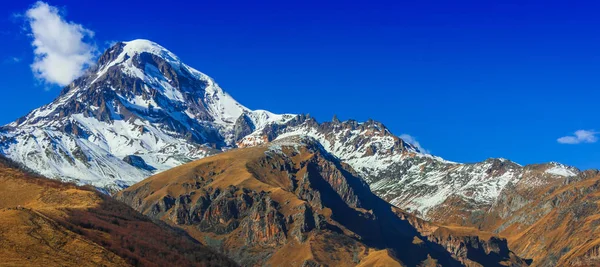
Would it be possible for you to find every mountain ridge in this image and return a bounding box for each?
[0,38,593,225]
[116,135,528,266]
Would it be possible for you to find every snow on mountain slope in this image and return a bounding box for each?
[240,115,435,176]
[237,115,582,219]
[544,162,578,177]
[0,39,294,192]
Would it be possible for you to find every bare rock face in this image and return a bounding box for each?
[123,155,156,171]
[241,195,287,246]
[233,113,255,142]
[116,136,528,267]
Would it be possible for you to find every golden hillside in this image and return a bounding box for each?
[497,174,600,266]
[0,157,235,267]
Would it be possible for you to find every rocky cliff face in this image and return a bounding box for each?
[117,136,528,266]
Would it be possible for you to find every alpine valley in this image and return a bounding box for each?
[2,40,599,266]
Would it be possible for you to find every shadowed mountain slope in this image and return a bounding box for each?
[117,136,528,267]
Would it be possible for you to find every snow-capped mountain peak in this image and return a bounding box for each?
[121,39,178,58]
[0,39,295,191]
[97,39,181,73]
[95,40,250,124]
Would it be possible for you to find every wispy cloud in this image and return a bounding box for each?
[24,1,97,86]
[3,57,22,64]
[399,134,430,153]
[557,130,599,145]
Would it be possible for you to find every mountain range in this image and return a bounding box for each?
[1,39,598,266]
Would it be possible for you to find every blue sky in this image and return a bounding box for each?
[1,0,599,169]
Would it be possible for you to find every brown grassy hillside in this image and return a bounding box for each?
[497,174,600,266]
[0,156,235,267]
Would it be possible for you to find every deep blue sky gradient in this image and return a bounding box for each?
[1,0,599,169]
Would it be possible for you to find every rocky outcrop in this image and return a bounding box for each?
[123,155,156,171]
[427,230,517,266]
[241,196,287,246]
[233,114,255,142]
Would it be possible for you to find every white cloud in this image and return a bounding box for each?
[557,130,599,144]
[25,1,96,86]
[399,134,430,153]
